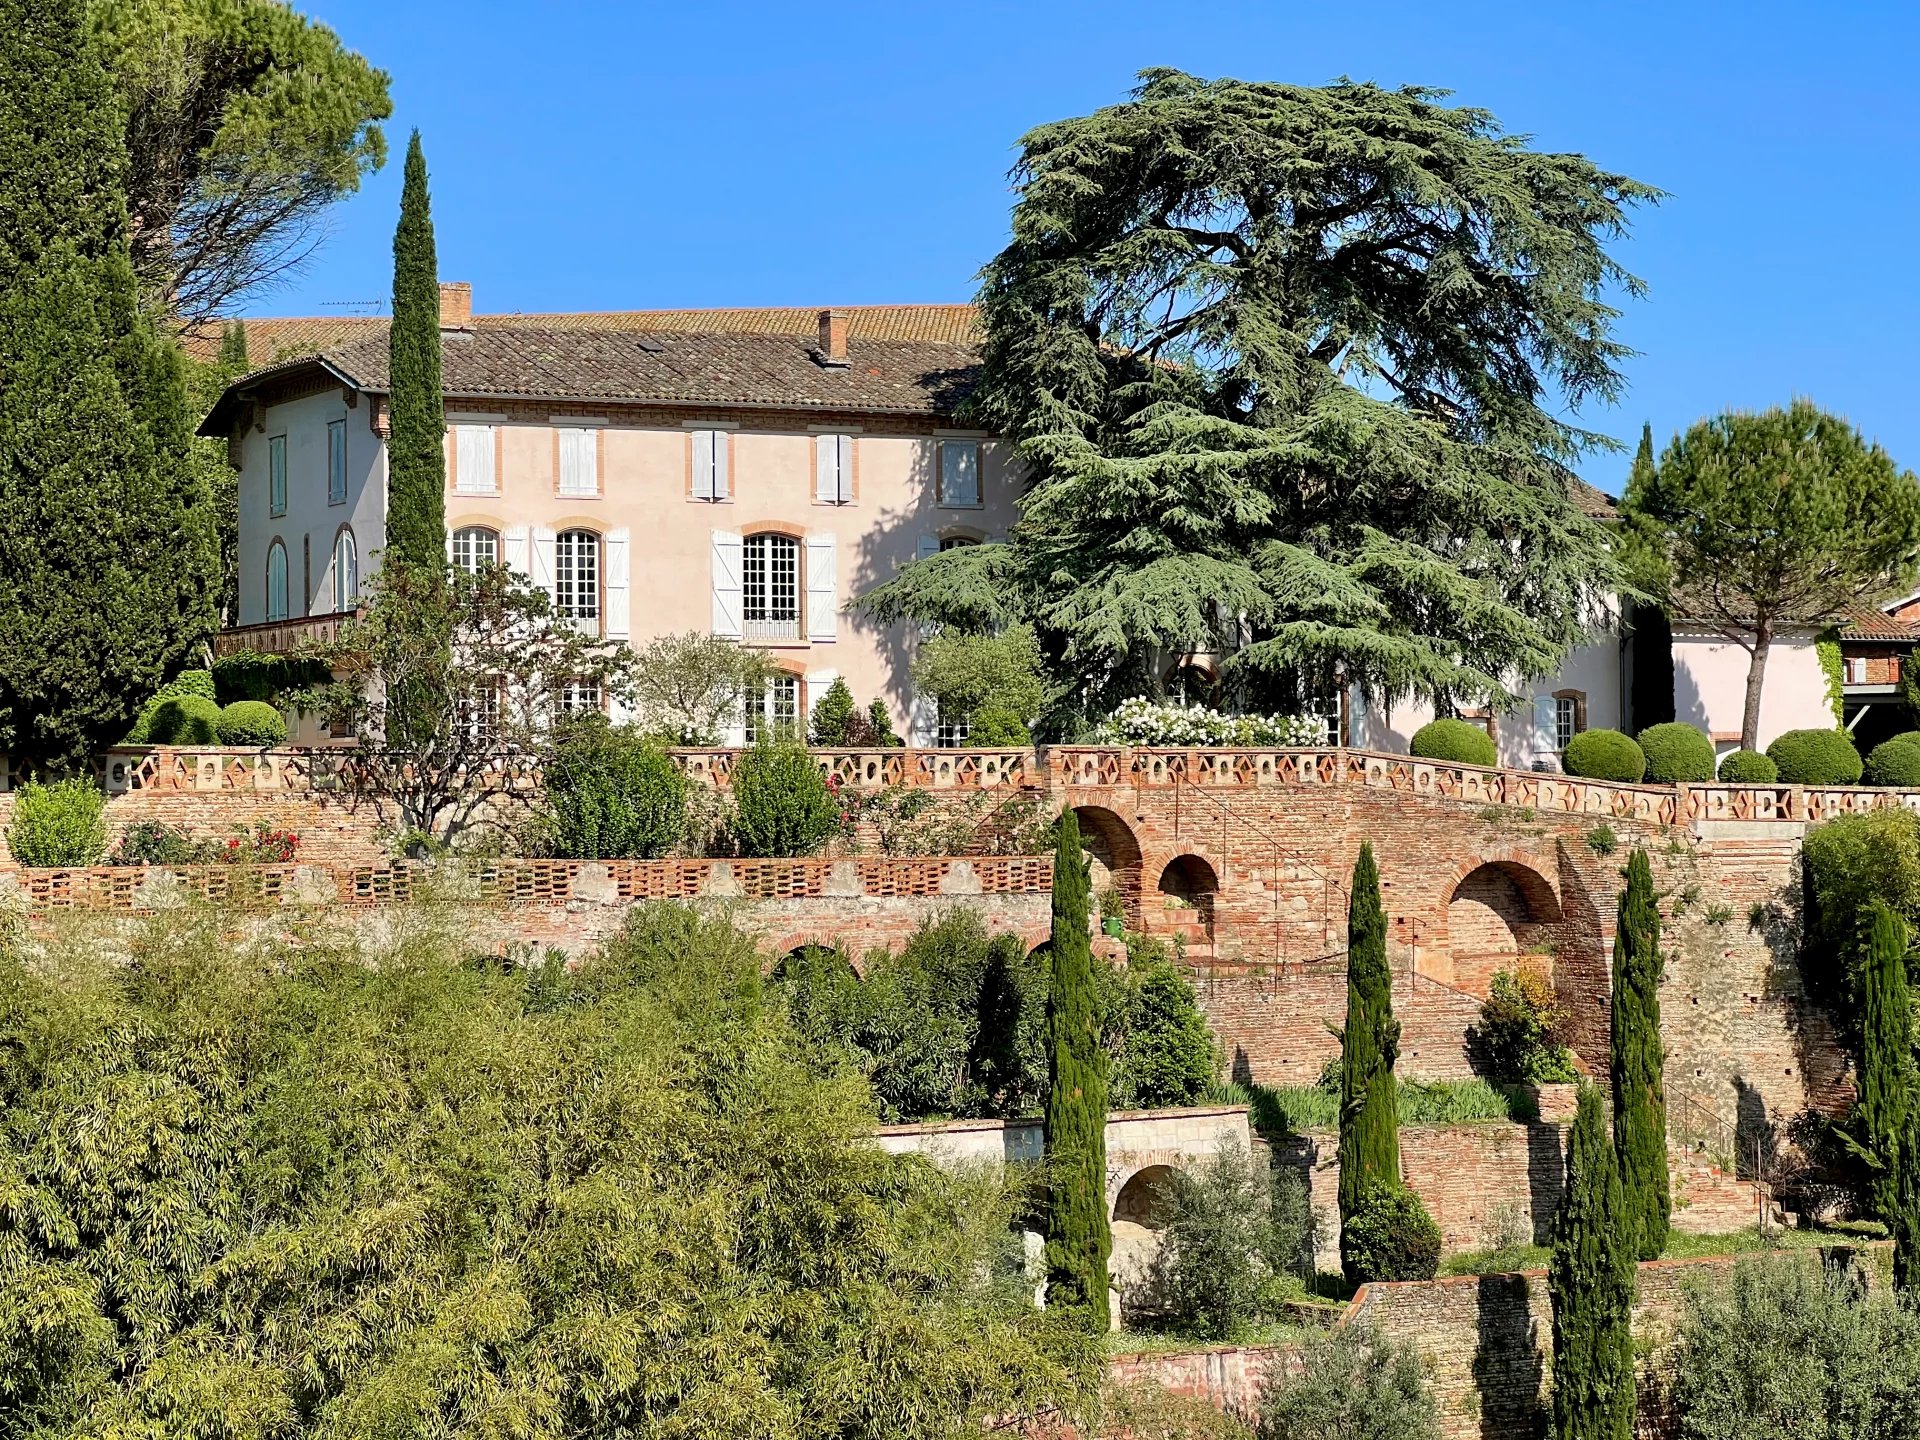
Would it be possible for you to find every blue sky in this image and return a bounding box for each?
[275,0,1920,493]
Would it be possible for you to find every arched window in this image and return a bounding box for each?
[742,531,800,642]
[555,528,601,632]
[265,540,288,621]
[939,533,978,552]
[452,525,499,574]
[332,528,358,614]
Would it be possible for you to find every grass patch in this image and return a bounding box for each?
[1212,1077,1538,1137]
[1441,1225,1869,1277]
[1108,1319,1312,1355]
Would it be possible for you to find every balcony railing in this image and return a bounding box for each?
[212,610,359,659]
[743,614,800,644]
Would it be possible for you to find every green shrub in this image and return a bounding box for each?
[109,819,202,866]
[542,718,689,860]
[1767,728,1863,786]
[730,741,842,857]
[1112,958,1216,1109]
[1408,718,1496,767]
[125,669,218,742]
[1472,967,1577,1083]
[1717,749,1778,783]
[1143,1142,1309,1340]
[1342,1179,1442,1282]
[215,700,287,747]
[211,651,331,706]
[1864,733,1920,788]
[1256,1323,1439,1440]
[1562,728,1647,782]
[8,779,108,867]
[967,704,1031,747]
[1637,722,1716,782]
[1802,807,1920,1041]
[145,693,222,745]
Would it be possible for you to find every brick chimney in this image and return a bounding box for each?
[816,308,848,366]
[439,281,472,329]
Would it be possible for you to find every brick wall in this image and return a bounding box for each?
[1204,968,1484,1087]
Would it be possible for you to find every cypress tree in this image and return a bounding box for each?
[1042,808,1111,1328]
[0,0,214,772]
[1550,1083,1637,1440]
[1338,841,1402,1284]
[387,130,445,568]
[1610,848,1670,1260]
[1857,901,1914,1223]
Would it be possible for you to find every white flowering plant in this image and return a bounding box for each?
[1091,697,1332,748]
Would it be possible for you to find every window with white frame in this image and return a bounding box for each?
[938,440,980,506]
[742,532,800,642]
[332,528,358,614]
[465,677,503,744]
[558,678,602,716]
[940,534,977,551]
[451,526,499,574]
[691,429,729,500]
[327,418,347,504]
[746,673,800,743]
[1554,695,1580,751]
[454,424,496,495]
[554,529,600,631]
[558,426,599,497]
[268,434,287,516]
[1844,655,1869,684]
[935,699,971,748]
[815,433,853,503]
[265,540,288,621]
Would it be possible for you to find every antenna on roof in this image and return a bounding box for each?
[317,300,386,315]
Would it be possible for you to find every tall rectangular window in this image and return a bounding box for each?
[746,674,799,744]
[554,529,600,632]
[454,424,496,495]
[327,418,347,504]
[742,532,799,642]
[558,427,599,497]
[268,434,287,516]
[692,429,729,500]
[815,433,853,503]
[938,440,980,506]
[1554,695,1579,751]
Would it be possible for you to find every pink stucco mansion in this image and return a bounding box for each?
[201,285,1918,757]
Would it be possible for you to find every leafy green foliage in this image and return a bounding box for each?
[1624,401,1920,751]
[91,0,391,325]
[214,698,286,746]
[1717,748,1778,783]
[866,697,902,747]
[967,704,1032,747]
[1637,722,1716,783]
[1142,1142,1310,1340]
[1611,849,1670,1260]
[1663,1255,1920,1439]
[1113,957,1217,1109]
[1473,966,1578,1083]
[1849,902,1913,1223]
[537,717,689,860]
[0,0,215,772]
[1767,728,1864,785]
[1550,1083,1636,1440]
[1255,1323,1439,1440]
[1817,630,1847,727]
[858,72,1650,726]
[1866,733,1920,788]
[729,740,841,857]
[910,625,1046,740]
[146,692,222,743]
[6,777,107,866]
[630,630,778,745]
[1802,807,1920,1045]
[808,676,857,745]
[125,668,217,741]
[1896,1101,1920,1295]
[1408,719,1498,767]
[1342,1179,1441,1283]
[1339,842,1401,1284]
[211,650,331,706]
[385,131,444,570]
[1563,729,1647,783]
[0,903,1097,1435]
[1044,809,1112,1327]
[1223,1077,1535,1135]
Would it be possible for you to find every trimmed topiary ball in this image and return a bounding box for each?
[1562,728,1647,783]
[216,700,288,747]
[1766,729,1864,786]
[1864,733,1920,788]
[1409,718,1497,767]
[146,694,222,745]
[1636,722,1716,783]
[1343,1179,1442,1282]
[1717,749,1778,783]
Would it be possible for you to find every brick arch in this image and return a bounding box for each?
[1154,852,1219,943]
[1443,857,1561,996]
[1072,805,1144,928]
[1112,1162,1182,1228]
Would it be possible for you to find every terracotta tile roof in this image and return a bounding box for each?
[1838,605,1920,642]
[184,303,981,365]
[1571,478,1617,520]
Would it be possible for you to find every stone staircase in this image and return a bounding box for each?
[1671,1149,1780,1233]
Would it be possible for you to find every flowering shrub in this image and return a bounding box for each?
[1093,697,1331,748]
[108,819,300,866]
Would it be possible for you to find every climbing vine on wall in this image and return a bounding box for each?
[1817,629,1845,726]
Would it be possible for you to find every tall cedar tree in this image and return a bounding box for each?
[1550,1083,1637,1440]
[1042,809,1112,1327]
[855,73,1656,728]
[1623,403,1920,751]
[0,0,213,771]
[1896,1102,1920,1294]
[1621,425,1676,732]
[386,131,445,569]
[1610,849,1670,1260]
[1856,901,1914,1223]
[1338,841,1402,1284]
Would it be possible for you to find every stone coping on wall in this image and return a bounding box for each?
[874,1104,1252,1140]
[0,854,1054,912]
[44,744,1920,830]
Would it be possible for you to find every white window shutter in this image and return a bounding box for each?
[815,435,835,503]
[837,435,853,502]
[603,527,630,640]
[711,529,744,639]
[1533,694,1559,758]
[531,526,557,599]
[804,533,837,642]
[805,669,838,721]
[909,692,937,747]
[915,534,939,562]
[559,428,597,496]
[502,524,531,580]
[692,432,715,501]
[455,425,495,495]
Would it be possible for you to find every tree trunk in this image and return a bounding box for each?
[1740,622,1772,753]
